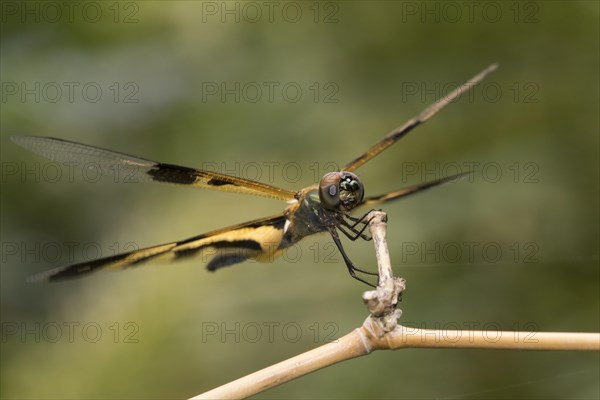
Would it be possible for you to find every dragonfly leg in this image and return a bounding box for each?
[328,229,378,286]
[339,211,378,241]
[344,214,363,223]
[339,219,372,241]
[345,210,376,228]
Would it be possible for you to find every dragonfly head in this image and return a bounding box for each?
[318,171,364,212]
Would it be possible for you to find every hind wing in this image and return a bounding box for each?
[29,214,288,281]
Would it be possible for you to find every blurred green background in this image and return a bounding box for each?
[1,1,598,399]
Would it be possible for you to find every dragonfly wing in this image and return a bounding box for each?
[11,136,297,201]
[342,64,498,172]
[360,172,470,207]
[28,214,288,282]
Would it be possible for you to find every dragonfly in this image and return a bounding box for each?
[13,64,497,286]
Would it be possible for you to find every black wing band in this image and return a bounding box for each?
[11,136,297,201]
[360,171,471,206]
[343,64,498,172]
[28,214,288,282]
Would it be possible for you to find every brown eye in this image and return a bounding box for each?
[319,172,342,209]
[318,171,364,211]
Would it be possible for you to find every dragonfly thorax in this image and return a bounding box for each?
[318,171,364,212]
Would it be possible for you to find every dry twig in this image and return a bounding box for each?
[190,211,599,400]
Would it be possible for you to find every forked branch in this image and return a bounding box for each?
[190,211,600,400]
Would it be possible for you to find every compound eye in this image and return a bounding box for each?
[318,171,364,211]
[318,172,342,210]
[338,172,364,211]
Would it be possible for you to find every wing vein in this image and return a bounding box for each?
[343,64,498,172]
[11,136,297,200]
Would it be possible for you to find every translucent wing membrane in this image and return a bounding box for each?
[360,171,471,206]
[16,65,496,285]
[11,136,297,201]
[28,215,288,281]
[343,64,498,172]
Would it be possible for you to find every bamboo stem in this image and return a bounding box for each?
[189,211,599,400]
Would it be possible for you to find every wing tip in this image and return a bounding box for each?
[487,62,499,72]
[10,135,54,151]
[26,263,96,283]
[10,135,28,146]
[26,269,57,283]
